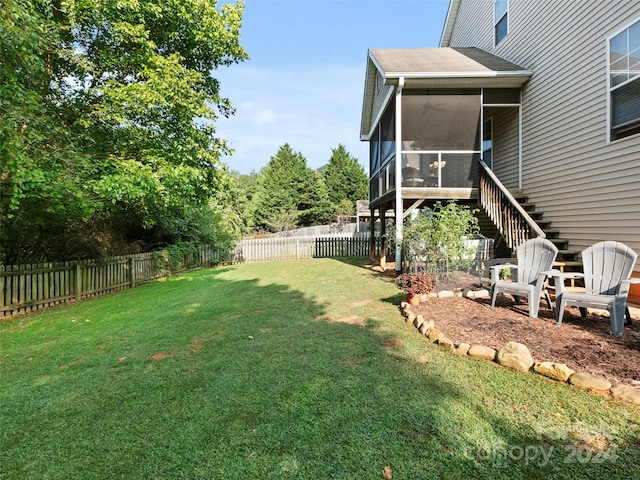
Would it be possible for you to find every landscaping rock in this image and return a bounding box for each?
[437,290,454,298]
[427,327,444,344]
[497,342,534,372]
[413,315,424,329]
[533,362,575,382]
[406,312,416,323]
[461,288,490,299]
[418,319,434,335]
[568,372,612,392]
[474,289,490,298]
[468,344,497,361]
[454,342,471,356]
[439,337,455,350]
[610,384,640,406]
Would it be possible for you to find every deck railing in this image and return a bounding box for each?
[478,159,545,250]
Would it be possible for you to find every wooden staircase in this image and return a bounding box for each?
[476,159,581,273]
[513,195,581,274]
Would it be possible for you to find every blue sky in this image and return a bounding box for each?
[215,0,451,174]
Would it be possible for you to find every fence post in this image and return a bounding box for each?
[75,263,82,301]
[129,257,135,289]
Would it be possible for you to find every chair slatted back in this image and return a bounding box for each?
[516,238,558,285]
[581,241,638,296]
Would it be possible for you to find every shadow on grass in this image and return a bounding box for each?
[2,260,640,479]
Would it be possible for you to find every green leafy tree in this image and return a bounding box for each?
[322,144,368,215]
[0,0,248,263]
[252,144,332,232]
[228,170,260,234]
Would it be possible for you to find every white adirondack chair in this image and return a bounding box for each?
[490,238,559,318]
[552,241,640,336]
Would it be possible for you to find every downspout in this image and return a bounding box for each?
[394,77,404,272]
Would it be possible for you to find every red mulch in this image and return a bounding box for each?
[409,273,640,386]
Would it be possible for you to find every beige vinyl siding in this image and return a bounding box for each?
[372,82,394,132]
[488,107,519,188]
[448,0,640,268]
[361,60,394,138]
[447,0,493,49]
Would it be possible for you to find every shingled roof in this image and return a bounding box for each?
[369,47,530,79]
[361,47,532,138]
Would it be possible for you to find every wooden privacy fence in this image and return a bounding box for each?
[229,235,383,263]
[0,246,221,317]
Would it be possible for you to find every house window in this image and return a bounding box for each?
[609,19,640,141]
[494,0,508,45]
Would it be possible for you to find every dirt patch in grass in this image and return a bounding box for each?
[150,352,175,361]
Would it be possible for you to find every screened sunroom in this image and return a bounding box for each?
[360,48,532,266]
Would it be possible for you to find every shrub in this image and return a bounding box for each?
[395,272,437,296]
[401,201,480,280]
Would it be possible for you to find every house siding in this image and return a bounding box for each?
[446,0,640,274]
[372,82,394,134]
[489,107,519,188]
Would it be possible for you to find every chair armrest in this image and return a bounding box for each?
[541,269,562,276]
[545,270,583,295]
[548,271,584,281]
[619,278,640,297]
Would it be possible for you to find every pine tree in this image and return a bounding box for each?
[252,144,332,231]
[322,144,368,214]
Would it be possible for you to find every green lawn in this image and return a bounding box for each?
[1,258,639,479]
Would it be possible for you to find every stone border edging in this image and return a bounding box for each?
[399,290,640,408]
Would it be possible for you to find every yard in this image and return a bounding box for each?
[1,258,640,479]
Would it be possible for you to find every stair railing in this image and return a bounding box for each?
[478,159,545,250]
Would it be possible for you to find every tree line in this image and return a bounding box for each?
[231,143,368,235]
[0,1,368,264]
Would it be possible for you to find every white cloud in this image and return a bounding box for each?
[215,63,370,174]
[252,109,278,126]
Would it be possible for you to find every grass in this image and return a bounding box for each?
[1,258,640,479]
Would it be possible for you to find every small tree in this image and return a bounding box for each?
[401,201,480,279]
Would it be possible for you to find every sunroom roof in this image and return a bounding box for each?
[361,47,532,139]
[369,47,531,83]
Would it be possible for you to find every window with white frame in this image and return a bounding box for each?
[609,19,640,141]
[494,0,508,45]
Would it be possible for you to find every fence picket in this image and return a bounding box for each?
[0,239,377,317]
[230,235,377,263]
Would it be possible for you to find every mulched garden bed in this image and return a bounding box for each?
[411,277,640,386]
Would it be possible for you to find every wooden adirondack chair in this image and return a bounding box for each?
[552,241,640,336]
[490,238,559,318]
